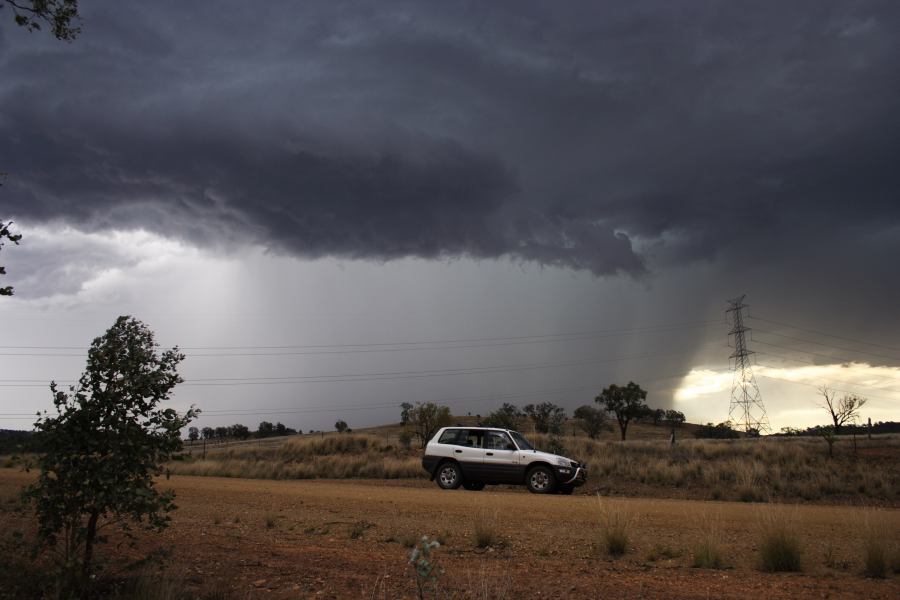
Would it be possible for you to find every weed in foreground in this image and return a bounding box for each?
[823,543,849,571]
[349,520,373,540]
[597,497,631,557]
[409,536,442,600]
[757,508,802,572]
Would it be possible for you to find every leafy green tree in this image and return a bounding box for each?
[187,426,199,444]
[650,408,666,426]
[2,0,81,40]
[573,405,607,439]
[214,426,228,439]
[400,402,414,425]
[0,219,22,296]
[523,402,566,434]
[595,382,648,441]
[334,420,348,433]
[231,423,250,440]
[22,316,196,595]
[408,402,452,448]
[483,403,523,430]
[257,421,275,438]
[201,426,214,440]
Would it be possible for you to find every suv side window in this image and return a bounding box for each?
[437,429,465,445]
[484,431,514,450]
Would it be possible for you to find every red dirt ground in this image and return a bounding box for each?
[1,469,898,599]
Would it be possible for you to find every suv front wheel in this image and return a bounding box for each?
[526,465,557,494]
[436,461,463,489]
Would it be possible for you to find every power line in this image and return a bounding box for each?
[749,315,900,354]
[1,372,694,420]
[0,341,726,388]
[752,339,890,367]
[754,368,900,404]
[753,328,900,363]
[0,319,726,356]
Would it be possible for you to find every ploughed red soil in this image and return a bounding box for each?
[1,469,898,599]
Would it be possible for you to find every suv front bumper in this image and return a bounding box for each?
[556,465,587,487]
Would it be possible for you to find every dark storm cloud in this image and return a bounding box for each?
[2,0,899,279]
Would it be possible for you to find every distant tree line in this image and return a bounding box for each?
[393,382,688,445]
[188,421,299,443]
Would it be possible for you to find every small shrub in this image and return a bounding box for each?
[646,544,680,561]
[597,498,630,556]
[758,509,802,572]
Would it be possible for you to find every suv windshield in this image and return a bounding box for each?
[509,431,534,451]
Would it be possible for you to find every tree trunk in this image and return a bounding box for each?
[620,421,628,441]
[81,509,99,598]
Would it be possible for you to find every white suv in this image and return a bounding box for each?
[421,427,587,494]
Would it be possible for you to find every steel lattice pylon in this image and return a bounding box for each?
[726,295,770,435]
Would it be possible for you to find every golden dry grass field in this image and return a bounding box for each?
[1,468,898,599]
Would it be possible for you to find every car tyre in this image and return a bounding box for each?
[463,481,486,491]
[526,465,557,494]
[436,461,463,490]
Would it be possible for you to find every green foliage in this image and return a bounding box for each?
[483,403,523,430]
[595,382,648,441]
[0,218,22,296]
[257,421,275,438]
[398,428,413,449]
[2,0,81,40]
[664,409,685,428]
[22,316,197,595]
[573,405,607,439]
[408,402,452,448]
[693,421,740,439]
[409,536,442,600]
[334,420,349,433]
[400,402,413,425]
[523,402,566,434]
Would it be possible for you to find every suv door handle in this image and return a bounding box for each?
[454,449,462,454]
[485,452,494,456]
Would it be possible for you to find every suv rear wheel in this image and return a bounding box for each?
[526,465,557,494]
[436,461,463,489]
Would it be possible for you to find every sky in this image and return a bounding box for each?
[1,0,899,434]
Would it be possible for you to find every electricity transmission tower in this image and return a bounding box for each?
[726,295,770,435]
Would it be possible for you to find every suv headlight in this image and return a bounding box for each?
[555,457,570,467]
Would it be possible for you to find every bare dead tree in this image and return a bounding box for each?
[817,386,867,435]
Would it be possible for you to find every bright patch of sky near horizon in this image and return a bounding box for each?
[2,226,897,433]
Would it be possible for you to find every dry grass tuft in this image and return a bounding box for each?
[692,511,727,569]
[757,507,803,572]
[597,497,631,556]
[473,511,502,549]
[862,509,889,579]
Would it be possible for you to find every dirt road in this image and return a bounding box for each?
[1,469,897,599]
